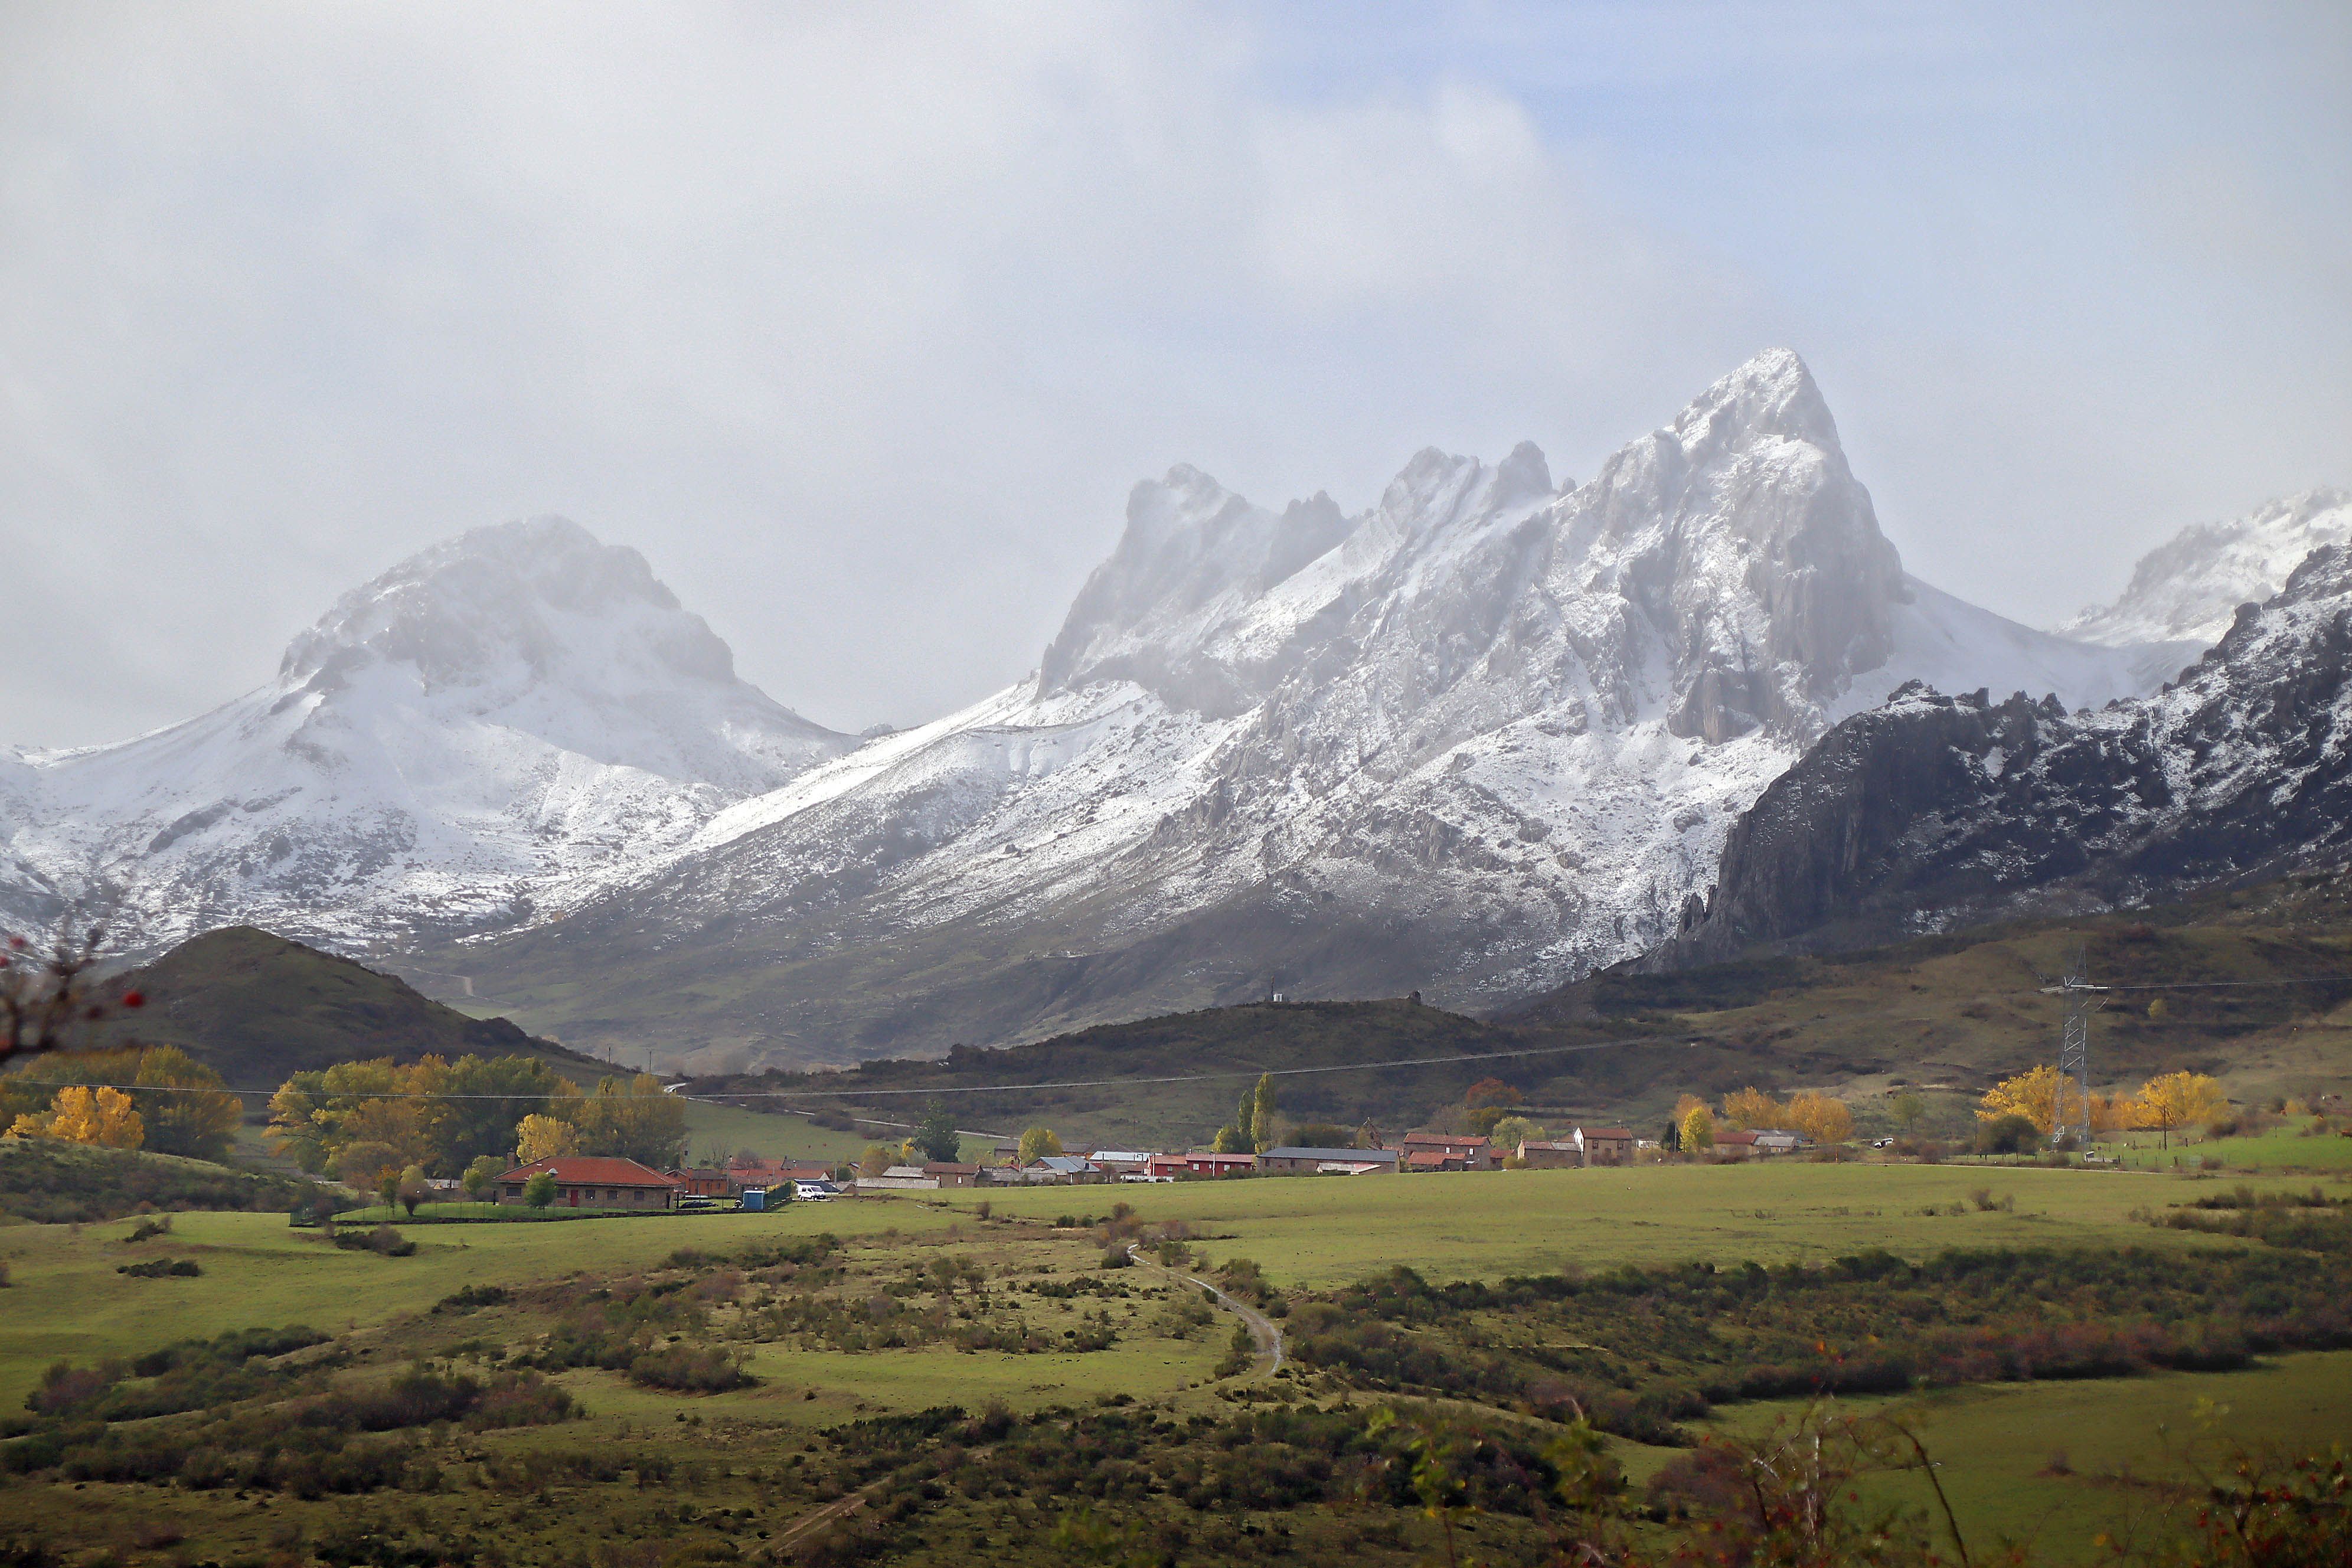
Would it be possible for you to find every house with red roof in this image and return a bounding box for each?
[497,1156,684,1210]
[1400,1132,1495,1170]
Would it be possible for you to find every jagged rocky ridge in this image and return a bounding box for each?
[2061,486,2351,648]
[1649,544,2352,968]
[440,351,2178,1066]
[0,519,851,948]
[8,349,2291,1067]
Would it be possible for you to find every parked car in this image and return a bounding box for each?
[792,1180,838,1201]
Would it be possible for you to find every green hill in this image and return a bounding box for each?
[113,926,609,1092]
[0,1138,316,1223]
[688,870,2352,1150]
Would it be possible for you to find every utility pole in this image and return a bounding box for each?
[2041,948,2107,1152]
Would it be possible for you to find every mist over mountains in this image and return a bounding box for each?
[5,350,2344,1070]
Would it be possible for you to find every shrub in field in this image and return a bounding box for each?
[332,1224,416,1257]
[628,1345,752,1393]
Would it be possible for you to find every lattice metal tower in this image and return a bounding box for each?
[2046,948,2106,1150]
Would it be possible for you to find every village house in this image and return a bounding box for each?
[1515,1138,1584,1169]
[1575,1127,1636,1166]
[1144,1154,1191,1180]
[923,1161,982,1188]
[1712,1129,1760,1161]
[1085,1149,1155,1176]
[726,1157,835,1190]
[673,1168,735,1198]
[1400,1132,1494,1170]
[1751,1129,1809,1155]
[496,1156,684,1210]
[857,1165,940,1191]
[1258,1145,1400,1175]
[1178,1152,1258,1176]
[1025,1154,1104,1184]
[1406,1148,1465,1171]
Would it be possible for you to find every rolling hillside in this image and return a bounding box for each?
[687,870,2352,1149]
[110,926,607,1092]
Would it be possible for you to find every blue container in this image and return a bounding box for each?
[740,1187,766,1212]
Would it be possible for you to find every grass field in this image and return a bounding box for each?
[1670,1351,2352,1564]
[923,1162,2339,1287]
[4,1162,2337,1409]
[0,1157,2347,1565]
[2101,1122,2352,1172]
[0,1201,958,1410]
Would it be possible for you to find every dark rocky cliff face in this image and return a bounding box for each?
[1647,544,2352,967]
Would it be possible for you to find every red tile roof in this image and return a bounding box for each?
[1406,1149,1461,1167]
[1580,1128,1635,1139]
[498,1157,683,1187]
[1402,1133,1488,1148]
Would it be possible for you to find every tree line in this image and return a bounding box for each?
[2,1046,243,1161]
[265,1056,687,1193]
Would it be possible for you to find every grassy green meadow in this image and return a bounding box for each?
[929,1161,2340,1287]
[1671,1351,2352,1564]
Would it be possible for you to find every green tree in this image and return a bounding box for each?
[1249,1073,1278,1153]
[462,1154,504,1201]
[432,1054,567,1170]
[558,1073,688,1167]
[335,1140,403,1193]
[396,1164,428,1217]
[1488,1115,1541,1151]
[1975,1113,2039,1155]
[1211,1122,1251,1154]
[1017,1126,1063,1165]
[910,1101,962,1164]
[377,1169,401,1211]
[523,1170,557,1208]
[1890,1091,1926,1133]
[859,1144,900,1175]
[132,1046,243,1162]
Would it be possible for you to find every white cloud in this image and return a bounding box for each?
[0,1,2345,746]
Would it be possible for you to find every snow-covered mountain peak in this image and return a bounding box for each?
[1670,345,1841,456]
[0,515,851,949]
[2060,486,2352,649]
[280,515,737,701]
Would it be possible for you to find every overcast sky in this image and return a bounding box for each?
[3,1,2347,747]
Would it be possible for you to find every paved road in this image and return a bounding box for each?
[1127,1244,1284,1374]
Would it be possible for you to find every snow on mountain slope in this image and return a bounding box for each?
[462,350,2187,1065]
[2060,486,2351,648]
[0,518,850,948]
[1656,541,2352,968]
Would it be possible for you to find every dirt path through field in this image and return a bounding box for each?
[1126,1244,1284,1374]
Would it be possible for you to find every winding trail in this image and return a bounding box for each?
[1126,1244,1284,1376]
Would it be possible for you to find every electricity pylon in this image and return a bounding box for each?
[2041,948,2107,1150]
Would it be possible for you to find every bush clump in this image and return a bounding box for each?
[628,1345,753,1393]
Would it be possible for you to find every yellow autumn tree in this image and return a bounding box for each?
[14,1084,145,1149]
[1720,1086,1785,1131]
[514,1113,580,1164]
[1680,1105,1716,1152]
[2135,1071,2227,1149]
[1978,1065,2063,1135]
[1785,1093,1854,1145]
